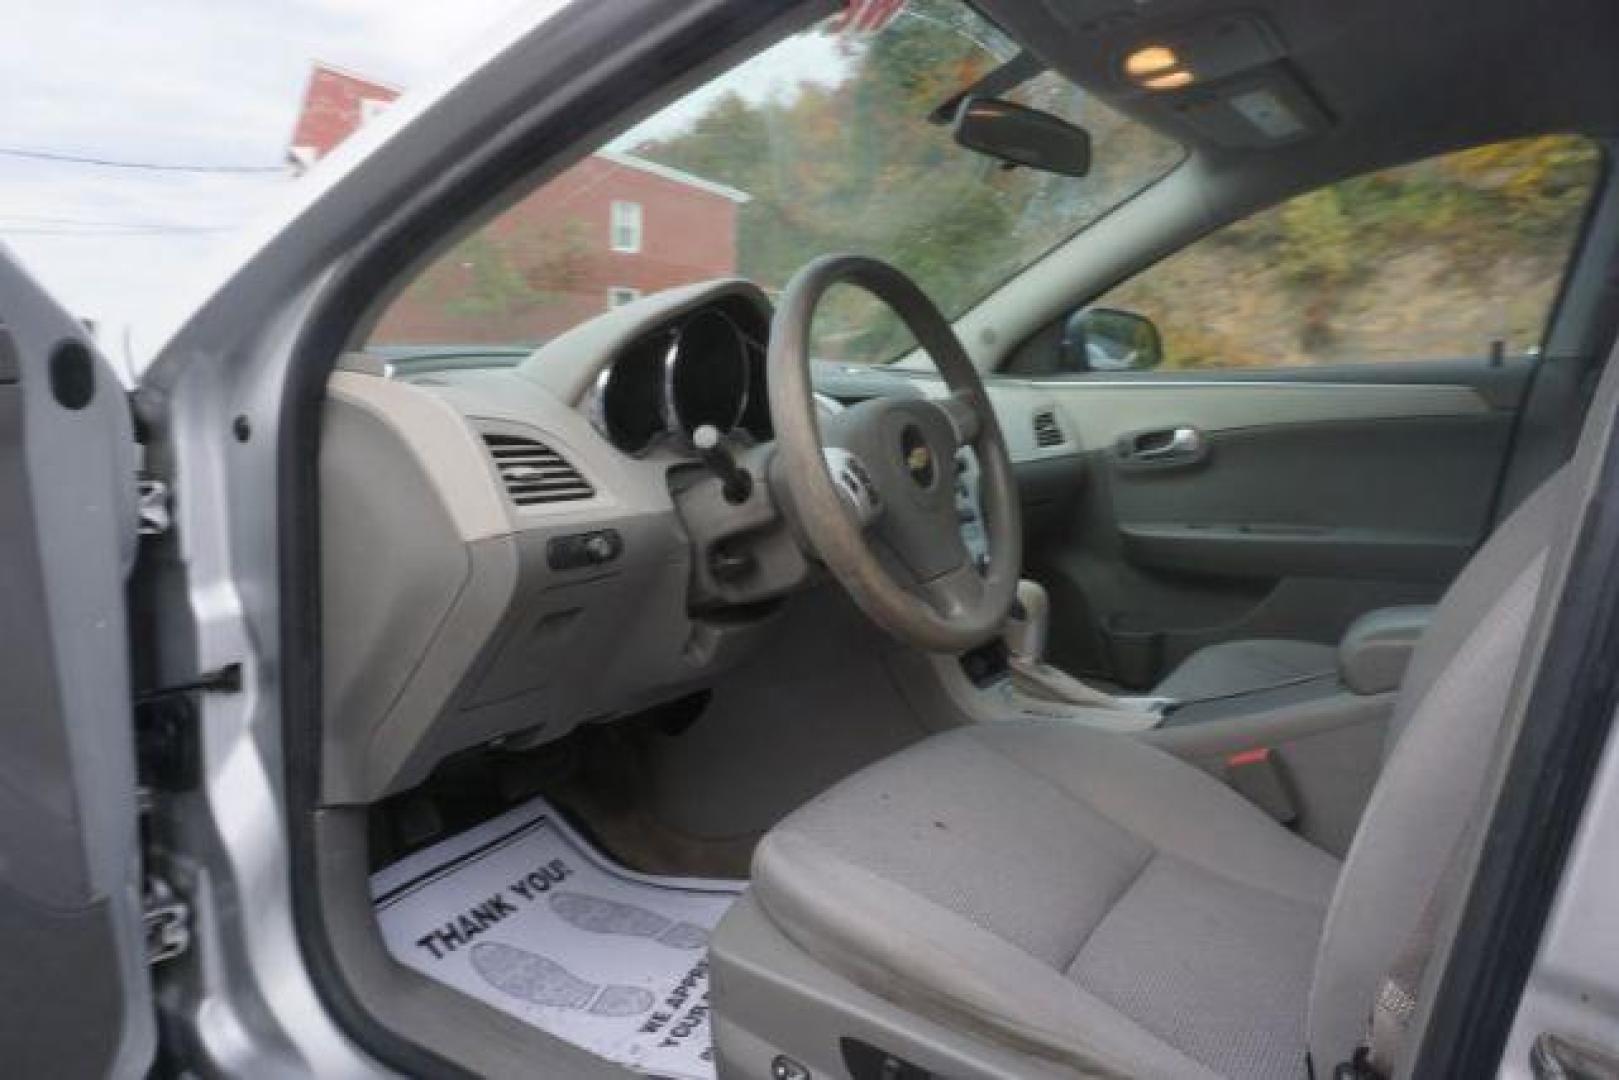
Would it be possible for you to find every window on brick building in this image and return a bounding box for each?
[359,98,392,126]
[610,201,642,253]
[608,287,641,308]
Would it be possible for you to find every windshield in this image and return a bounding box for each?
[367,0,1183,363]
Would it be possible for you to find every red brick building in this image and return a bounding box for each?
[288,63,747,344]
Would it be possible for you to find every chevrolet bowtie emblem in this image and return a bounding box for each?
[906,445,932,478]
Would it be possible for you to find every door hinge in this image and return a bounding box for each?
[143,877,191,966]
[137,477,171,537]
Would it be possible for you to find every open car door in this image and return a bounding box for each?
[0,251,154,1075]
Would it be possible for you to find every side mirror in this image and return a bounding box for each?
[1060,308,1163,373]
[951,96,1091,177]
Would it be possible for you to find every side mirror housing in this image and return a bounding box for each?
[952,96,1092,177]
[1060,308,1164,373]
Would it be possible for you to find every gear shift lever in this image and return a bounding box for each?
[1003,579,1142,710]
[1004,580,1050,662]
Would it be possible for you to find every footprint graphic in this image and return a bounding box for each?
[549,891,710,950]
[471,941,653,1016]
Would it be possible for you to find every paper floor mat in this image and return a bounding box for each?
[371,797,745,1080]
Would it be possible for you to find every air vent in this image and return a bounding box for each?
[1032,409,1065,448]
[481,433,594,506]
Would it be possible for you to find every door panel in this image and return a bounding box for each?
[1111,414,1511,581]
[989,135,1599,687]
[999,366,1526,688]
[0,256,153,1074]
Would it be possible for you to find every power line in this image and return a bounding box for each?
[0,213,230,232]
[1,228,229,237]
[0,145,286,174]
[0,223,232,237]
[0,210,240,238]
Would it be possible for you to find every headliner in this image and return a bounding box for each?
[977,0,1619,181]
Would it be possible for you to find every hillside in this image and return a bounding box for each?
[1102,136,1600,368]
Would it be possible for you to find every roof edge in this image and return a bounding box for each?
[597,148,751,203]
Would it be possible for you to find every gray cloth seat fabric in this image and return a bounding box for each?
[1153,637,1338,701]
[755,721,1337,1078]
[747,469,1570,1078]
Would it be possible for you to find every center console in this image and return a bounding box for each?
[904,581,1434,853]
[982,579,1433,729]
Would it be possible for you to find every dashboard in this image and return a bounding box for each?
[318,279,1082,806]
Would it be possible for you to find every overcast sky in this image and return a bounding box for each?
[0,0,849,374]
[0,0,553,370]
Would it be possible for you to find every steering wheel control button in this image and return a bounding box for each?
[547,529,623,571]
[823,447,882,525]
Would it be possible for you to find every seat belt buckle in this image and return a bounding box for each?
[1224,747,1300,825]
[1332,1046,1387,1080]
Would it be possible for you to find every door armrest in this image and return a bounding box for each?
[1338,604,1435,695]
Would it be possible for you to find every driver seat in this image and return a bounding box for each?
[713,469,1569,1078]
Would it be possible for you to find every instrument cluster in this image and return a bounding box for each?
[590,297,773,455]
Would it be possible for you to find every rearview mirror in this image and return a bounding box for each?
[1061,308,1163,373]
[952,96,1091,177]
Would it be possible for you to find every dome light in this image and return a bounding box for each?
[1142,70,1195,91]
[1124,45,1179,78]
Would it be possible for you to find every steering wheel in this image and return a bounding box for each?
[768,254,1022,652]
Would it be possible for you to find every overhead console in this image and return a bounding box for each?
[976,1,1332,150]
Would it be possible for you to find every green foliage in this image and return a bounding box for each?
[442,233,529,320]
[1105,134,1601,370]
[442,216,591,321]
[636,0,1180,362]
[388,1,1599,370]
[382,1,1180,352]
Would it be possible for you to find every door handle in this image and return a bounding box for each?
[1115,426,1207,466]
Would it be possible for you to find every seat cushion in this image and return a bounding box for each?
[752,719,1339,1079]
[1154,638,1338,701]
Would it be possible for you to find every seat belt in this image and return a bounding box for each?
[1334,824,1476,1080]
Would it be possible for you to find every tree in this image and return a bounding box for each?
[441,215,591,321]
[632,0,1163,361]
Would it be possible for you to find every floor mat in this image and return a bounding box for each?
[371,796,745,1079]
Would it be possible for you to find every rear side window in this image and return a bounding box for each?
[1085,135,1601,372]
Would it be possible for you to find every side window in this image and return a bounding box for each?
[1024,135,1601,375]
